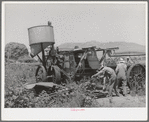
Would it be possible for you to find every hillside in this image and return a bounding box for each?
[58,41,145,53]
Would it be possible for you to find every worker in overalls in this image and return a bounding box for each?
[115,58,127,96]
[91,65,119,97]
[49,45,57,65]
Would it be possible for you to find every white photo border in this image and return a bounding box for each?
[1,1,148,121]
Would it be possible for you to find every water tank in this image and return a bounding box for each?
[28,24,55,57]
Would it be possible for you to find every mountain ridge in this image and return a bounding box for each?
[58,41,145,53]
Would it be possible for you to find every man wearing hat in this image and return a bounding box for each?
[115,58,127,96]
[91,64,119,97]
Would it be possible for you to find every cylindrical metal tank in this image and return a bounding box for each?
[28,25,55,57]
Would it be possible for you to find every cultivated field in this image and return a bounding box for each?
[5,63,146,108]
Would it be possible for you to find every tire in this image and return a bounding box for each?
[35,65,47,83]
[48,65,61,84]
[127,63,145,96]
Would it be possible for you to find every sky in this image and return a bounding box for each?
[4,2,147,51]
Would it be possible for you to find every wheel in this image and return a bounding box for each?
[35,65,47,83]
[127,64,146,96]
[48,65,61,84]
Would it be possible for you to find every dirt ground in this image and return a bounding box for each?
[95,94,146,107]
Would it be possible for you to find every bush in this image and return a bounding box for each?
[5,42,29,61]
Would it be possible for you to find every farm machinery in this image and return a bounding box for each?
[27,22,146,96]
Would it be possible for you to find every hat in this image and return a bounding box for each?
[97,64,104,71]
[74,46,80,51]
[119,58,125,63]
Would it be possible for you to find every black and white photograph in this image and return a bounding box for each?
[2,1,148,121]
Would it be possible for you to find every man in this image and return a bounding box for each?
[91,65,119,97]
[115,58,127,96]
[49,45,57,65]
